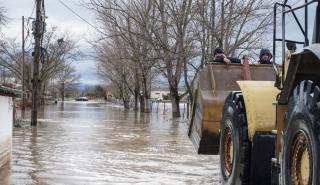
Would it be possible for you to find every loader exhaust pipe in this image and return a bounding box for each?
[242,55,251,80]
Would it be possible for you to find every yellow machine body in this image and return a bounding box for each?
[237,81,280,141]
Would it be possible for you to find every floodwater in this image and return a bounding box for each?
[0,101,219,185]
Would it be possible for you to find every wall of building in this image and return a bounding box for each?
[150,91,169,100]
[0,96,13,168]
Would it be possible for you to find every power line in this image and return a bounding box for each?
[29,1,36,18]
[57,0,103,34]
[22,1,36,52]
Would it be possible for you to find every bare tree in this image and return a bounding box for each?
[147,0,195,117]
[193,0,274,58]
[96,38,135,109]
[182,0,275,109]
[87,0,275,117]
[0,5,9,84]
[0,5,7,27]
[87,0,159,112]
[56,64,80,102]
[0,37,38,101]
[0,38,23,83]
[0,27,80,105]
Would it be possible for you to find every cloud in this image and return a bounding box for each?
[71,59,100,84]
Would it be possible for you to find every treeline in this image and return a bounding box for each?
[86,0,275,117]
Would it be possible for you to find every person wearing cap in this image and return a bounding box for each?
[212,48,231,64]
[255,48,273,64]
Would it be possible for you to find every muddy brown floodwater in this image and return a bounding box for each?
[0,101,219,185]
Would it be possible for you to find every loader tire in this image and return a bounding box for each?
[220,92,250,185]
[282,80,320,185]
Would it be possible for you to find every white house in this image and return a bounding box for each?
[0,86,17,168]
[150,90,169,101]
[150,88,187,101]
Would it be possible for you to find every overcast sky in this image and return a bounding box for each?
[2,0,101,86]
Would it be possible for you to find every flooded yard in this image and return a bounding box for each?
[0,101,219,185]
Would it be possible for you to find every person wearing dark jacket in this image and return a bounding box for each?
[256,48,273,64]
[212,48,231,64]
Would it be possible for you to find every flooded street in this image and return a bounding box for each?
[0,101,219,185]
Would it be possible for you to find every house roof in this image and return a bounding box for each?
[0,85,21,97]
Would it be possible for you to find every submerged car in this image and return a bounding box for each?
[75,97,89,101]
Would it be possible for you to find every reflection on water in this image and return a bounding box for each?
[0,101,219,185]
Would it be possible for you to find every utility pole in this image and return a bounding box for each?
[31,0,44,126]
[21,16,25,119]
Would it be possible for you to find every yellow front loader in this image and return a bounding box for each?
[188,62,276,155]
[219,1,320,185]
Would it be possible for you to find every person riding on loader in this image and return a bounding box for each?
[210,48,241,64]
[213,48,231,64]
[255,48,273,64]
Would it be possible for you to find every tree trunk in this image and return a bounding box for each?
[39,95,45,106]
[144,95,150,113]
[170,87,181,117]
[37,85,45,106]
[140,94,145,112]
[123,99,130,109]
[184,60,193,103]
[219,0,226,48]
[61,83,65,102]
[141,73,150,113]
[134,64,140,111]
[210,0,216,55]
[61,92,64,102]
[134,88,139,111]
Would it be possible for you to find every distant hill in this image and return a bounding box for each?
[78,83,95,91]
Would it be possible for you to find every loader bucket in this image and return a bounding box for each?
[188,63,276,154]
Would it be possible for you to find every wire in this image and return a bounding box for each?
[42,0,46,18]
[29,1,36,18]
[57,0,103,35]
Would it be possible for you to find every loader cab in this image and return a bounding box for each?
[273,0,320,103]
